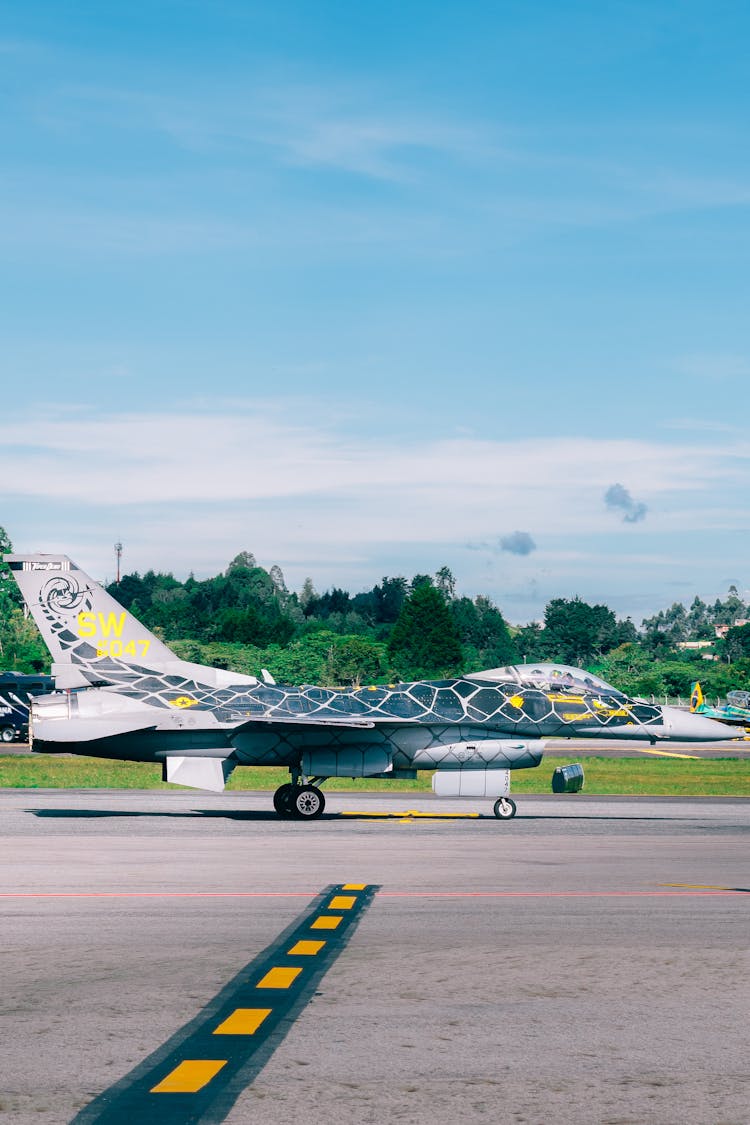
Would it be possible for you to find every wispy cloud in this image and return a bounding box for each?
[500,531,537,555]
[604,483,648,523]
[34,80,491,182]
[4,403,747,542]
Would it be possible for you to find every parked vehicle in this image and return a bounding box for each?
[0,673,55,743]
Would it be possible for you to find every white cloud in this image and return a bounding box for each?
[4,403,748,547]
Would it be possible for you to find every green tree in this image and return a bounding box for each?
[451,595,517,670]
[299,577,317,611]
[327,636,388,685]
[227,550,257,572]
[710,586,747,627]
[0,527,48,671]
[543,597,619,664]
[372,576,408,623]
[642,602,688,653]
[0,526,21,612]
[724,623,750,662]
[388,584,463,680]
[435,565,456,600]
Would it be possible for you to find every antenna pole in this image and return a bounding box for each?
[114,542,123,585]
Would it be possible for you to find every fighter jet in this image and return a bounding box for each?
[690,682,750,733]
[5,554,739,820]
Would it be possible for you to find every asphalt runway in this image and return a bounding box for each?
[2,788,749,1125]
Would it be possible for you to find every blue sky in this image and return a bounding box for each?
[2,1,749,624]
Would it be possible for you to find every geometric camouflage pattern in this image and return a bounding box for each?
[6,557,670,771]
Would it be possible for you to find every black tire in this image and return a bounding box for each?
[0,727,15,743]
[493,797,517,820]
[292,785,325,819]
[273,783,295,816]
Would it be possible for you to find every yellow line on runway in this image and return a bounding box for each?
[637,748,701,759]
[288,939,326,955]
[329,895,356,910]
[310,914,343,930]
[151,1059,227,1093]
[256,966,302,989]
[660,882,733,890]
[342,810,481,819]
[213,1008,271,1035]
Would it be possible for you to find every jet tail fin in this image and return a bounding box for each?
[4,554,257,690]
[690,682,705,712]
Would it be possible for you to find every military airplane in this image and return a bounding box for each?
[5,554,739,820]
[690,682,750,732]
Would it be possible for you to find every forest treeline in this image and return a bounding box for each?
[1,528,749,697]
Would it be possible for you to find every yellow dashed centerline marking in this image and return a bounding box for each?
[85,883,377,1120]
[311,914,343,930]
[256,966,302,989]
[329,895,356,910]
[288,939,326,955]
[213,1008,271,1035]
[151,1059,227,1093]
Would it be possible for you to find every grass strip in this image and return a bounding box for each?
[1,754,748,796]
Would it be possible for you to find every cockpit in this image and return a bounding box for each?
[469,662,627,698]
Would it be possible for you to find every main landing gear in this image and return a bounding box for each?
[273,777,327,820]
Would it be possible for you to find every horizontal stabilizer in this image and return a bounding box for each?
[164,755,237,792]
[33,716,157,743]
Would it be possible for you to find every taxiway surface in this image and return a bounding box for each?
[2,788,748,1124]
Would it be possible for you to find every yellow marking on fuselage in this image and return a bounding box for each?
[288,940,325,955]
[548,693,586,704]
[591,699,629,716]
[508,694,524,708]
[311,915,343,930]
[213,1008,271,1035]
[328,895,356,910]
[151,1059,226,1093]
[256,967,302,989]
[169,696,199,708]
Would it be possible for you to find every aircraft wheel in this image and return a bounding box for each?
[273,783,295,817]
[0,727,15,743]
[493,797,517,820]
[292,785,325,819]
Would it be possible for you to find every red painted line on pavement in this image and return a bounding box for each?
[0,892,313,899]
[0,890,746,899]
[380,890,747,897]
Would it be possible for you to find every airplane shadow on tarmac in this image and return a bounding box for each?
[27,807,683,823]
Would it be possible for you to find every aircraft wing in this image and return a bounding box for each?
[230,714,376,732]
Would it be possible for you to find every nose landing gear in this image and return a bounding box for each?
[493,797,517,820]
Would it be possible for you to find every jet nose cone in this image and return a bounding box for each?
[660,706,740,742]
